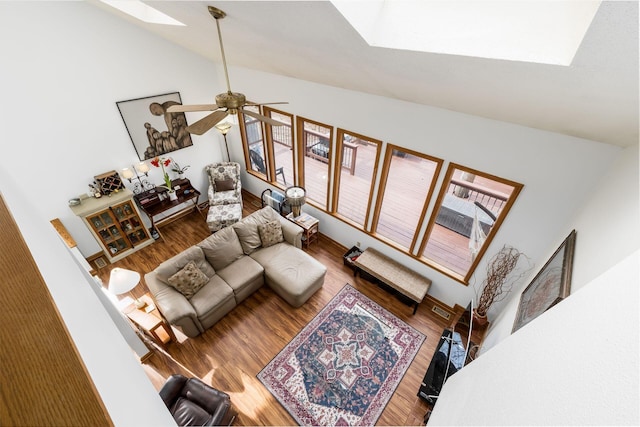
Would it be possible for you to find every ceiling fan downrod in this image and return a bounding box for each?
[208,6,232,95]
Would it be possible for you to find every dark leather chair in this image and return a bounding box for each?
[159,374,235,426]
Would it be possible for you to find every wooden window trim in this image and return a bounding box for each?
[370,143,444,251]
[239,109,268,182]
[330,128,382,231]
[264,107,295,191]
[295,116,334,212]
[417,162,524,283]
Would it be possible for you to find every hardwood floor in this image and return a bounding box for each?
[95,192,450,426]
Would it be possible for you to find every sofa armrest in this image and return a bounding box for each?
[144,271,203,337]
[182,378,231,418]
[279,216,303,249]
[159,374,188,408]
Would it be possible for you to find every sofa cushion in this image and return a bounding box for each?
[167,261,209,299]
[198,226,244,270]
[233,206,280,254]
[155,246,216,284]
[216,256,264,302]
[250,242,326,307]
[189,275,234,319]
[258,220,284,248]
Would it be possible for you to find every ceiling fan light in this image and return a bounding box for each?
[214,121,232,135]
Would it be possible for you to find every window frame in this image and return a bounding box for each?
[417,162,524,283]
[295,116,334,212]
[239,107,268,181]
[263,107,295,190]
[330,128,382,231]
[370,143,444,253]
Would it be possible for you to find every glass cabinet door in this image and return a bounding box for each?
[111,201,150,246]
[87,209,132,255]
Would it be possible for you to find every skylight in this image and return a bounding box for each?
[99,0,185,26]
[331,0,601,65]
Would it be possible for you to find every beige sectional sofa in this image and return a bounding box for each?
[145,207,327,338]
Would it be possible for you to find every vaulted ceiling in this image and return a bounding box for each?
[90,0,639,148]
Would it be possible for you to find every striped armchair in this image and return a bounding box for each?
[204,162,243,232]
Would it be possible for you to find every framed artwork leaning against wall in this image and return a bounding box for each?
[117,92,193,160]
[512,229,576,333]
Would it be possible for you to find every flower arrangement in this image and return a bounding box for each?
[170,159,190,176]
[150,157,173,191]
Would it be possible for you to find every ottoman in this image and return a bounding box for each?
[207,203,243,232]
[250,243,326,307]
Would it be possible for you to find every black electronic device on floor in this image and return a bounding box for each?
[418,302,474,409]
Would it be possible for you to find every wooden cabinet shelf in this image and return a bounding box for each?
[71,190,153,263]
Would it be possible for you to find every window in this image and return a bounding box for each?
[263,107,294,188]
[296,117,333,211]
[239,106,267,179]
[418,163,523,282]
[331,129,381,229]
[371,145,443,250]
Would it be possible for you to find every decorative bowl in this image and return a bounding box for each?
[68,198,81,206]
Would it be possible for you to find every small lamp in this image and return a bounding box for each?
[108,267,145,309]
[121,162,153,194]
[285,186,306,217]
[214,121,233,161]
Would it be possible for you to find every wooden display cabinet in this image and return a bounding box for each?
[71,189,153,263]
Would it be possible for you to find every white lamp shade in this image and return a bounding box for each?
[136,162,150,173]
[121,168,134,179]
[108,267,140,295]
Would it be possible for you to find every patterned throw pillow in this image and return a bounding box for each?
[258,220,284,248]
[167,260,209,299]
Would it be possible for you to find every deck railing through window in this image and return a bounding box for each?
[299,129,358,175]
[449,178,507,213]
[272,124,293,149]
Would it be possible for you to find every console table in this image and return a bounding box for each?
[134,178,201,240]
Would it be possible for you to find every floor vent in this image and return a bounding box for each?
[431,305,451,320]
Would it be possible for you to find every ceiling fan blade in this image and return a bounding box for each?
[245,101,289,107]
[186,110,229,135]
[239,108,284,127]
[166,104,219,113]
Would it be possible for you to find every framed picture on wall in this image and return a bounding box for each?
[512,230,577,333]
[116,92,193,160]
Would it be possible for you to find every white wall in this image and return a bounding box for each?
[428,144,639,424]
[0,2,221,424]
[481,143,640,350]
[0,1,635,424]
[428,250,639,426]
[0,178,175,426]
[0,1,227,259]
[232,64,621,310]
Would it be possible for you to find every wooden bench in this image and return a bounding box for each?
[353,248,432,314]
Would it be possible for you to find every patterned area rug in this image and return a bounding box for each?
[258,284,425,426]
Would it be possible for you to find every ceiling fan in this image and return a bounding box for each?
[167,5,286,135]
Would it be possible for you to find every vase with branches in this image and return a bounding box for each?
[473,245,530,325]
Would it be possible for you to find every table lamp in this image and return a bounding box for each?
[121,162,153,194]
[108,267,145,308]
[285,186,306,217]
